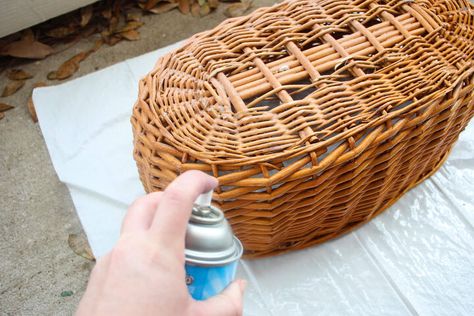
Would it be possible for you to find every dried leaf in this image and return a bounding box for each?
[191,2,201,16]
[102,8,112,19]
[126,12,141,22]
[68,233,95,261]
[143,0,161,10]
[48,51,89,80]
[2,80,25,97]
[0,112,4,120]
[55,62,80,79]
[33,82,48,89]
[224,0,252,17]
[47,72,57,80]
[137,2,146,10]
[101,29,111,38]
[28,96,37,123]
[0,38,54,59]
[89,39,104,53]
[178,0,191,14]
[46,26,76,38]
[148,2,179,14]
[0,103,14,112]
[28,82,47,122]
[104,35,122,46]
[7,69,33,81]
[80,5,94,27]
[119,21,144,33]
[108,16,120,33]
[208,0,219,9]
[81,25,98,38]
[200,3,211,16]
[69,51,89,64]
[120,30,140,41]
[112,0,121,17]
[22,29,34,42]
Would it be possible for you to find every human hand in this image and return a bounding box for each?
[76,170,246,316]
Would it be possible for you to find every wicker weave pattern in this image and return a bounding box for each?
[132,0,474,257]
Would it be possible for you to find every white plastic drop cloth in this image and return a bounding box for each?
[33,42,474,316]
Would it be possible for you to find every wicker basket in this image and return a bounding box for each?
[132,0,474,257]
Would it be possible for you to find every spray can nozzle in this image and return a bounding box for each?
[192,190,222,223]
[194,190,213,207]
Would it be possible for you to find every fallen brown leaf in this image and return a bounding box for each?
[80,5,94,27]
[200,3,211,16]
[46,26,76,38]
[0,38,54,59]
[148,2,179,14]
[7,69,33,81]
[102,7,112,19]
[81,25,99,38]
[33,82,48,89]
[143,0,161,10]
[0,112,4,120]
[0,103,14,112]
[48,51,90,80]
[126,12,141,22]
[191,2,201,16]
[2,80,25,97]
[27,97,37,123]
[100,29,111,38]
[69,51,89,64]
[178,0,191,14]
[208,0,220,9]
[22,29,34,41]
[47,72,57,80]
[90,39,104,53]
[119,21,144,33]
[108,16,120,33]
[224,0,252,17]
[120,30,140,41]
[112,0,122,17]
[103,34,122,46]
[28,82,48,122]
[68,233,95,261]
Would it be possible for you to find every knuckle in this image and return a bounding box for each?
[129,195,148,210]
[110,236,135,262]
[148,191,163,199]
[163,186,187,204]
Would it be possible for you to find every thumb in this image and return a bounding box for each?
[193,280,246,316]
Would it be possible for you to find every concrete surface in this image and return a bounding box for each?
[0,1,279,314]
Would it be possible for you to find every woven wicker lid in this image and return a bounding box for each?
[132,0,474,166]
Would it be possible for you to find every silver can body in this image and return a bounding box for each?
[184,204,243,300]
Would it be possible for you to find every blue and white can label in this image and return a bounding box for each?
[184,193,243,301]
[185,261,238,300]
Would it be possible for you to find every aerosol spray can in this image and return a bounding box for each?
[184,191,243,300]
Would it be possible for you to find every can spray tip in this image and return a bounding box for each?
[195,190,213,207]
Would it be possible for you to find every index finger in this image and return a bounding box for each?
[150,170,218,251]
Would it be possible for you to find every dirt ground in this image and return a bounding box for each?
[0,1,279,314]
